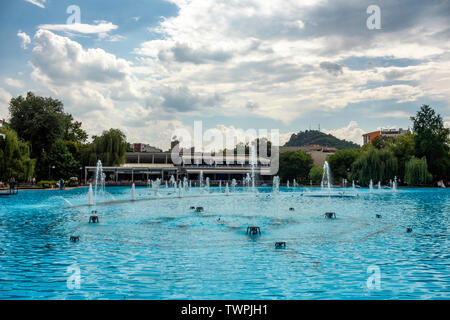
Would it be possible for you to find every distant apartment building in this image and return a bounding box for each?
[133,143,162,153]
[362,128,409,145]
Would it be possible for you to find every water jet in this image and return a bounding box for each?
[131,183,136,201]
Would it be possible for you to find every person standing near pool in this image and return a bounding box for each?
[9,177,16,191]
[58,178,65,190]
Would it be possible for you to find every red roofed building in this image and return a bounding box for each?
[362,131,381,145]
[363,128,409,145]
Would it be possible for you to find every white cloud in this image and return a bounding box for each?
[29,30,138,125]
[323,121,365,145]
[31,29,131,84]
[129,119,193,150]
[131,0,450,126]
[24,0,46,8]
[187,124,281,152]
[17,30,31,49]
[444,117,450,129]
[375,111,412,119]
[15,0,450,148]
[0,88,12,120]
[319,84,424,110]
[214,124,259,149]
[105,34,126,42]
[26,30,181,146]
[39,22,118,35]
[280,131,295,145]
[4,78,24,89]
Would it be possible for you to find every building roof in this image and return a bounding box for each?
[85,165,177,171]
[362,130,380,137]
[181,154,270,164]
[122,163,174,168]
[185,168,262,174]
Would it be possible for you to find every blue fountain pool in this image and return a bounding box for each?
[0,186,449,299]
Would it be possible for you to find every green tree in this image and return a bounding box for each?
[278,150,313,183]
[9,92,65,158]
[44,139,80,180]
[0,127,35,181]
[62,114,88,143]
[372,135,394,149]
[309,165,323,184]
[389,131,415,179]
[8,92,87,178]
[84,129,128,166]
[351,146,398,185]
[327,149,359,182]
[411,105,450,180]
[127,143,134,152]
[404,157,432,186]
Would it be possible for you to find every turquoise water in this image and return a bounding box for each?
[0,186,449,299]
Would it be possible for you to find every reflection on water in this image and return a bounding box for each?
[0,187,448,299]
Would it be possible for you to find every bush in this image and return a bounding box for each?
[37,180,57,188]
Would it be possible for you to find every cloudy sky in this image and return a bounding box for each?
[0,0,449,149]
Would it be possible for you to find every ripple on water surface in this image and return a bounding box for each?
[0,187,449,299]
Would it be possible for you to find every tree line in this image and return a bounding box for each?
[278,105,450,186]
[0,92,128,183]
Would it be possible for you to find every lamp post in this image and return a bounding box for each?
[49,165,55,180]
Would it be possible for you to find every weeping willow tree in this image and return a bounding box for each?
[0,127,36,181]
[85,129,128,166]
[404,157,432,185]
[351,146,398,185]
